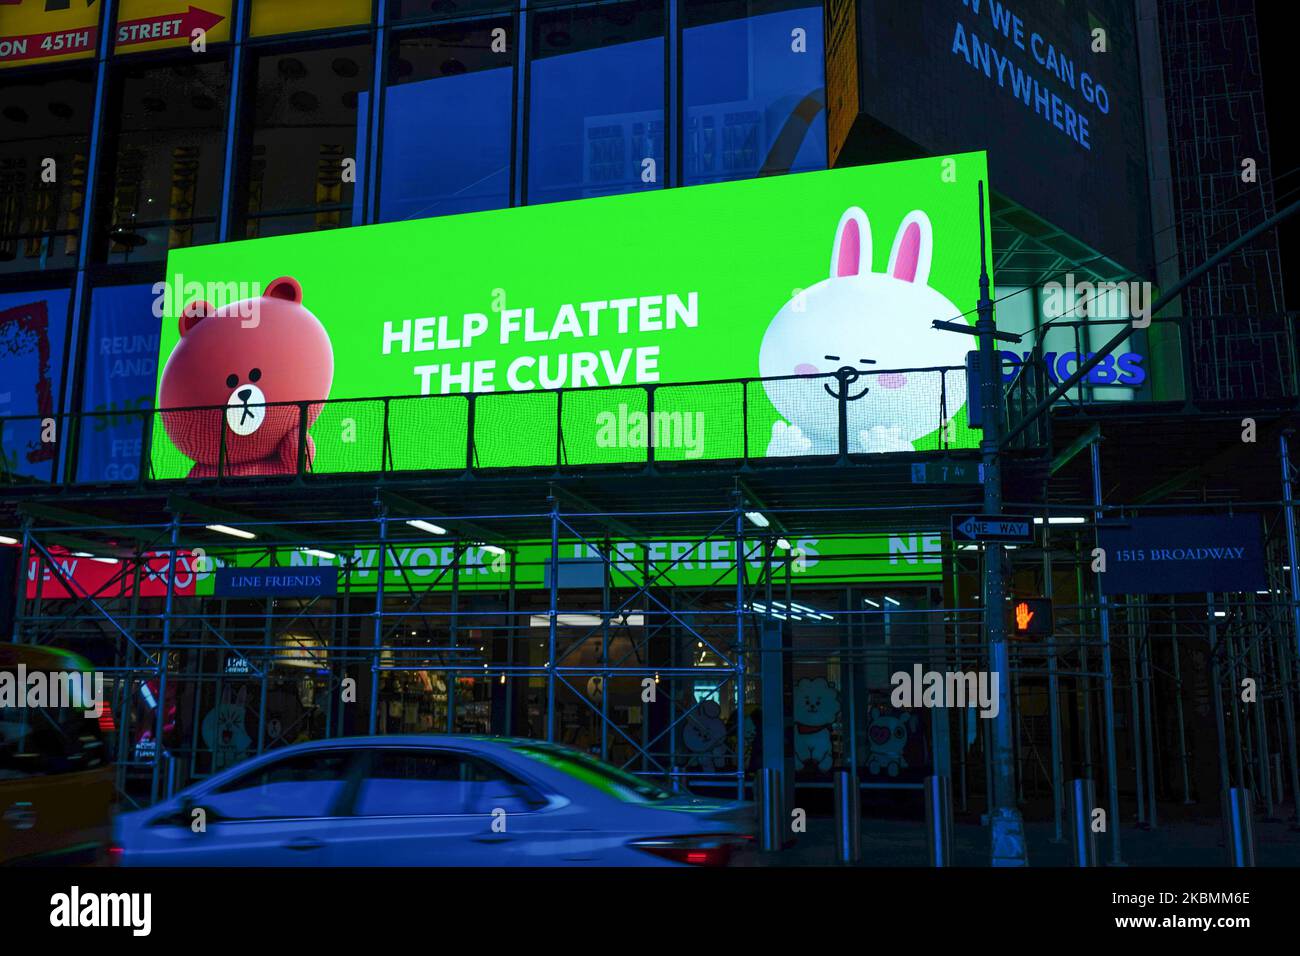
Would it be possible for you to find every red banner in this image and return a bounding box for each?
[26,547,200,600]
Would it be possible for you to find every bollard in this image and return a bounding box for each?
[924,775,953,866]
[833,770,860,863]
[1225,788,1256,867]
[1067,778,1098,867]
[758,767,783,852]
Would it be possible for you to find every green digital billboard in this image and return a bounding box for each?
[184,530,944,594]
[151,153,991,477]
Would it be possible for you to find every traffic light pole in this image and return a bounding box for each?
[975,182,1028,866]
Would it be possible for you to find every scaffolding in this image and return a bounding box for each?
[8,404,1300,867]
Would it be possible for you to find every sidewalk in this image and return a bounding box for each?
[742,812,1300,866]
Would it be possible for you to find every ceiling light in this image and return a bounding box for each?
[744,511,769,528]
[207,524,256,540]
[407,519,447,535]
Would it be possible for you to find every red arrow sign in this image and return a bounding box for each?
[1,6,222,63]
[115,5,224,48]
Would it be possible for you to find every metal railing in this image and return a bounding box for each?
[0,365,1005,487]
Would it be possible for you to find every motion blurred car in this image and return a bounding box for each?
[114,735,753,865]
[0,645,115,866]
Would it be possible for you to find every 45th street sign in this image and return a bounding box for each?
[951,513,1036,544]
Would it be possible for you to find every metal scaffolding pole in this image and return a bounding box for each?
[367,501,389,735]
[547,497,559,742]
[150,514,180,804]
[1090,439,1123,865]
[1139,606,1158,828]
[1170,594,1193,804]
[1042,495,1064,842]
[1276,431,1300,824]
[734,492,746,800]
[974,181,1026,866]
[1247,597,1273,817]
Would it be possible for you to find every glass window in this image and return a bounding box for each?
[205,749,355,820]
[379,21,514,222]
[527,1,665,206]
[682,0,826,186]
[0,701,107,779]
[243,43,373,239]
[75,283,161,484]
[389,0,513,24]
[354,749,544,815]
[0,287,72,483]
[100,59,229,264]
[251,0,371,38]
[0,69,94,275]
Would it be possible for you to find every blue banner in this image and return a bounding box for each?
[214,567,340,598]
[0,288,71,482]
[1096,515,1266,595]
[76,284,161,483]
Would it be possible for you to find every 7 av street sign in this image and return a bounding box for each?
[951,514,1035,544]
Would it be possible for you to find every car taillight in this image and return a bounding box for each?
[628,835,740,866]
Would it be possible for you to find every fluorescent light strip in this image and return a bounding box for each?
[406,519,447,535]
[206,524,256,540]
[744,511,770,528]
[299,548,338,560]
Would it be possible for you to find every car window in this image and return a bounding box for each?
[204,750,354,820]
[353,749,545,816]
[0,703,108,780]
[511,743,672,803]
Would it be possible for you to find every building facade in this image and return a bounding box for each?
[2,0,1297,863]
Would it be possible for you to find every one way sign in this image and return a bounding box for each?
[951,514,1036,543]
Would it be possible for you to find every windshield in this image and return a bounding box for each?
[512,743,672,803]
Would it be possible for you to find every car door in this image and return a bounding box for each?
[326,747,555,866]
[127,748,358,865]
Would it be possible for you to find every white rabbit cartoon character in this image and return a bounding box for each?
[759,207,971,455]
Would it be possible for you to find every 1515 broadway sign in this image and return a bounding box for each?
[1096,515,1266,595]
[151,152,993,477]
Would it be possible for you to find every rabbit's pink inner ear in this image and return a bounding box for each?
[836,218,861,277]
[892,222,922,282]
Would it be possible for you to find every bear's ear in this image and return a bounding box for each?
[887,211,933,285]
[265,276,303,304]
[179,299,216,337]
[830,207,872,279]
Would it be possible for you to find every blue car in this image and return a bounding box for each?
[113,736,753,866]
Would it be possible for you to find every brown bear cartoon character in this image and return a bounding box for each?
[159,277,333,477]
